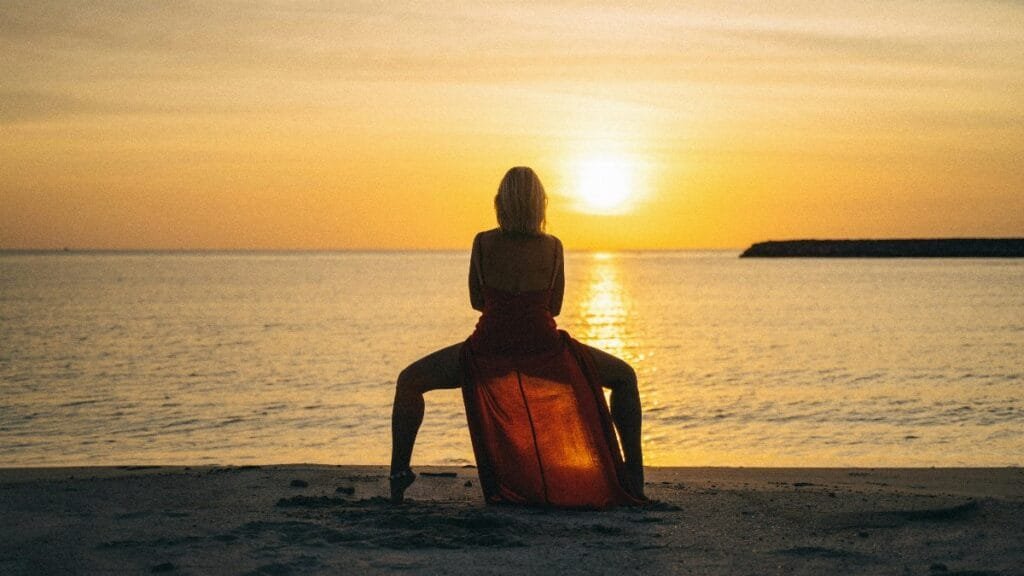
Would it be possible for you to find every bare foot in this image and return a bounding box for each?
[389,469,416,504]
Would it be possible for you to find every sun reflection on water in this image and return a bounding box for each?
[576,252,631,361]
[573,252,666,462]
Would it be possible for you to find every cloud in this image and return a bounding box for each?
[3,1,1021,87]
[2,2,1021,127]
[0,89,97,122]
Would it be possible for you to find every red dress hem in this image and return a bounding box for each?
[461,329,644,509]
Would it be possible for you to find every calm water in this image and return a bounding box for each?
[1,251,1021,467]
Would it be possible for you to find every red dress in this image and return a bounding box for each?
[460,285,643,508]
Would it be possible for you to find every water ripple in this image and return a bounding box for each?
[2,251,1022,467]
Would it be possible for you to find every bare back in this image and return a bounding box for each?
[469,229,565,315]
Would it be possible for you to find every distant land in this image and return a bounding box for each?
[740,239,1024,258]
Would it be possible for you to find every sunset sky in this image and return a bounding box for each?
[2,1,1022,250]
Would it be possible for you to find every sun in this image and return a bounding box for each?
[571,155,637,215]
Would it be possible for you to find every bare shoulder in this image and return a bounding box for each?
[476,228,502,245]
[543,234,564,255]
[478,229,561,253]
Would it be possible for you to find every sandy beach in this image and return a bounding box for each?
[1,466,1021,575]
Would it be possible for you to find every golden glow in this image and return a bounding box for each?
[1,2,1022,249]
[569,154,638,215]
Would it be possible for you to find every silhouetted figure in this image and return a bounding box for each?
[390,167,645,507]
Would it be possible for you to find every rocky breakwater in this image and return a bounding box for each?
[740,238,1024,258]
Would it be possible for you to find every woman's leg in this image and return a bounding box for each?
[389,343,463,503]
[578,344,645,498]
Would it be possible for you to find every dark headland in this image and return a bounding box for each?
[740,238,1024,258]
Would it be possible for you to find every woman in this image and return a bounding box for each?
[390,166,645,507]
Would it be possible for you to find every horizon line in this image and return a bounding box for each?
[5,236,1024,254]
[0,246,748,254]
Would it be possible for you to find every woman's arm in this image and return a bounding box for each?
[550,237,565,316]
[469,233,485,311]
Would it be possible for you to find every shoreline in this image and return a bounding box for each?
[2,466,1022,575]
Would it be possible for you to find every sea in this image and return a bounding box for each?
[1,251,1021,468]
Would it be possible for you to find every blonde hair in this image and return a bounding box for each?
[494,166,547,235]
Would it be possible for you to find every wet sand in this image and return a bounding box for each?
[1,466,1021,575]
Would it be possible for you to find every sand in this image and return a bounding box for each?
[1,466,1021,575]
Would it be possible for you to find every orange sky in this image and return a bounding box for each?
[2,1,1022,250]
